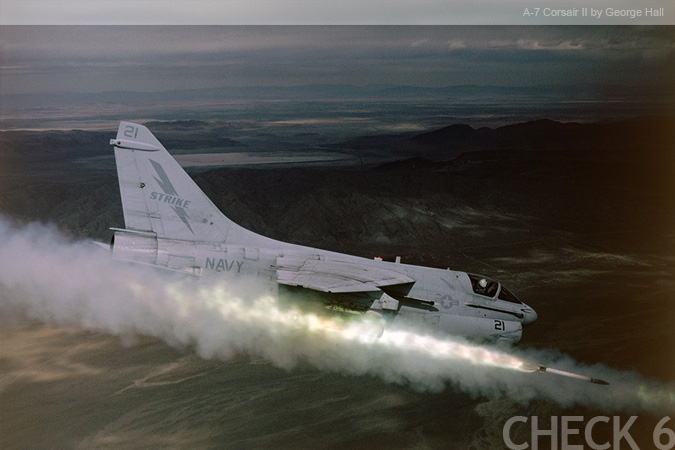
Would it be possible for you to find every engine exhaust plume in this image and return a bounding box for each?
[1,217,673,416]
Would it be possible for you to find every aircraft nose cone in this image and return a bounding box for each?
[522,306,538,325]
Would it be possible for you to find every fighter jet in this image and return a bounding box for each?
[106,122,538,343]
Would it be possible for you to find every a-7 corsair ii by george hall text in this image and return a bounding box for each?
[104,122,538,343]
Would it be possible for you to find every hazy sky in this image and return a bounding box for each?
[2,1,673,25]
[1,26,674,95]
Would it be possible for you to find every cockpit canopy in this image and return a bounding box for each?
[468,274,522,304]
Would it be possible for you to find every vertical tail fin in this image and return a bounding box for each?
[112,122,260,244]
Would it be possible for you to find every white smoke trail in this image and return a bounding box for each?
[1,217,673,415]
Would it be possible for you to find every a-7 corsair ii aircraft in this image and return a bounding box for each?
[106,122,537,343]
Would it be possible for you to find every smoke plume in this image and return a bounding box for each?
[1,217,673,415]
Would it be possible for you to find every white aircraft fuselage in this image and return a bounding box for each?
[107,122,537,344]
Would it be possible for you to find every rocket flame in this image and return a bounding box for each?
[178,282,538,375]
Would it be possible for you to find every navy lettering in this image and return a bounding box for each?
[205,257,244,273]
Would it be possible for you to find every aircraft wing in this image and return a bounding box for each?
[276,256,415,294]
